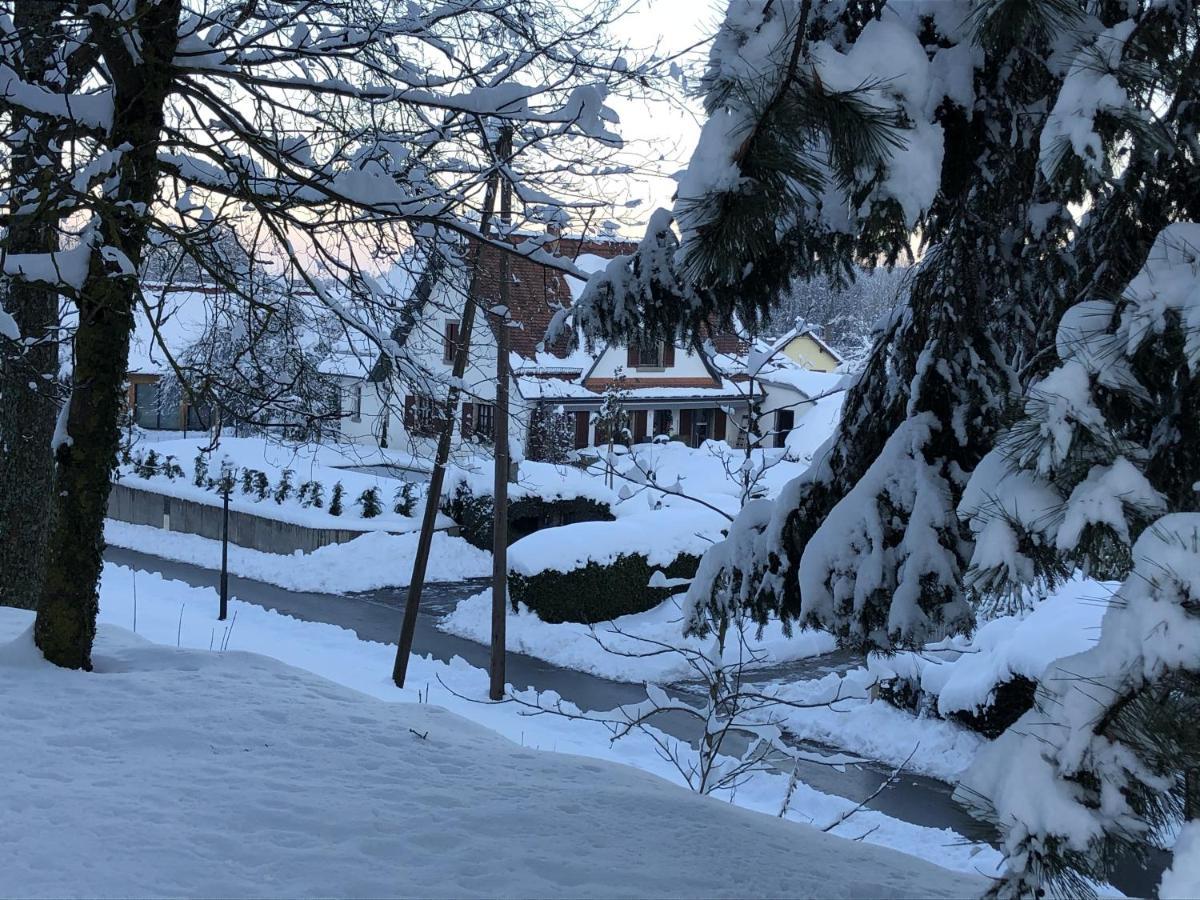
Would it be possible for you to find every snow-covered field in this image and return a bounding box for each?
[0,607,985,898]
[105,520,490,593]
[15,563,1007,888]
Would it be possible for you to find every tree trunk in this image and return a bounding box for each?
[0,0,67,610]
[34,0,183,669]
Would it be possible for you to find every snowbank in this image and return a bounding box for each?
[446,458,618,506]
[868,576,1111,718]
[60,563,1002,880]
[0,610,984,899]
[509,507,727,576]
[439,590,836,684]
[104,520,490,592]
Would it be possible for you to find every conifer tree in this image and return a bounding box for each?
[356,487,381,519]
[329,482,345,517]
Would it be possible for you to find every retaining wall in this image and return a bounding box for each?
[107,481,373,555]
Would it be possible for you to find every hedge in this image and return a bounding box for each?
[508,550,699,624]
[442,482,614,550]
[876,672,1038,739]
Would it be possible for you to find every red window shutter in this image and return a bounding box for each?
[444,322,459,363]
[679,409,693,444]
[574,411,589,449]
[713,409,727,442]
[404,395,415,428]
[626,344,640,368]
[633,409,647,443]
[462,402,474,438]
[662,343,676,367]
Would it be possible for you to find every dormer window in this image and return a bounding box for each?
[627,340,675,370]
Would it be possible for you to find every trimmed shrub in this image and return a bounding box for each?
[356,487,382,518]
[329,481,345,516]
[876,672,1038,740]
[253,470,270,500]
[442,482,613,550]
[393,481,418,516]
[508,550,699,624]
[273,469,295,504]
[193,451,209,487]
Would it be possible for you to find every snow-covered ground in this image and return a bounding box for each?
[0,607,985,898]
[105,520,490,593]
[26,562,1006,888]
[440,589,836,683]
[118,435,439,532]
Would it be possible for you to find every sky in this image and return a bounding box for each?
[595,0,722,231]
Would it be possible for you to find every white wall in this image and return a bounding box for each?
[587,342,714,380]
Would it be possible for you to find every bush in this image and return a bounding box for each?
[193,451,209,487]
[273,469,295,504]
[298,480,324,508]
[876,672,1038,740]
[393,482,418,516]
[240,468,255,495]
[508,550,699,624]
[442,482,613,550]
[329,481,345,516]
[356,487,382,518]
[162,455,184,480]
[253,470,270,500]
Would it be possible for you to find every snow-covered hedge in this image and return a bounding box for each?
[869,577,1109,737]
[442,462,615,550]
[507,509,725,623]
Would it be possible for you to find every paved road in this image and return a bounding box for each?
[104,546,1162,894]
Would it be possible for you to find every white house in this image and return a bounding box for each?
[339,234,780,459]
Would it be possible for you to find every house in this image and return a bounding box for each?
[762,323,843,373]
[341,231,774,459]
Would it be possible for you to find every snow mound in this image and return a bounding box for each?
[0,611,984,899]
[104,520,491,592]
[869,576,1111,716]
[508,507,727,576]
[439,590,836,684]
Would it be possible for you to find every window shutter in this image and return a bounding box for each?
[574,411,589,449]
[462,402,474,438]
[632,409,647,443]
[714,409,727,442]
[662,343,676,367]
[404,395,415,428]
[626,344,640,368]
[679,409,693,443]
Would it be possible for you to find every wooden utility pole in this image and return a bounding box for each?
[391,141,503,689]
[489,126,514,701]
[219,477,231,621]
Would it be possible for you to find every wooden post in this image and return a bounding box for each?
[219,478,230,621]
[489,126,514,701]
[392,136,503,689]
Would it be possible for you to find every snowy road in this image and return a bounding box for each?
[103,546,1160,896]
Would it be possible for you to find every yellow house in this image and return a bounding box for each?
[775,327,843,373]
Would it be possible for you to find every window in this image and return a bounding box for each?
[652,409,673,437]
[410,394,442,437]
[350,384,363,423]
[640,341,665,368]
[474,403,495,441]
[443,321,460,364]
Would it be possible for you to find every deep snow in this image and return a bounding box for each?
[0,602,987,899]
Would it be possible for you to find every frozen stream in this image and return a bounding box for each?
[105,546,1162,894]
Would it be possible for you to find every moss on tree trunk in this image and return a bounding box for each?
[33,0,182,669]
[0,0,68,610]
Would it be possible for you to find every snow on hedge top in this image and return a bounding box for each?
[869,576,1111,716]
[509,507,727,576]
[446,459,618,506]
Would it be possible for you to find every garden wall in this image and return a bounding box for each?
[107,481,373,555]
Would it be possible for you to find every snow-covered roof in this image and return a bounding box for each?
[755,365,846,399]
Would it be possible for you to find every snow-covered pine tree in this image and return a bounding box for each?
[662,0,1079,649]
[957,514,1200,899]
[961,0,1200,613]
